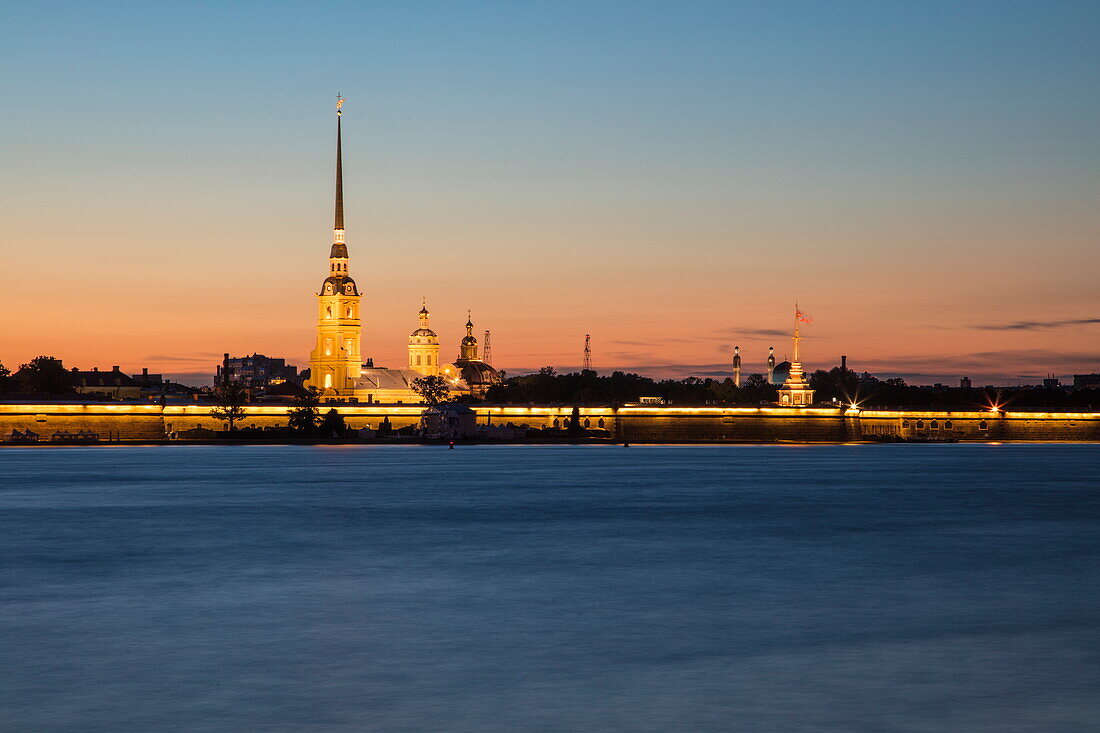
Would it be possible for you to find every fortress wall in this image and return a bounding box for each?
[998,414,1100,441]
[614,412,847,443]
[476,407,615,432]
[0,405,166,440]
[858,411,1100,441]
[163,406,426,433]
[1,403,1098,442]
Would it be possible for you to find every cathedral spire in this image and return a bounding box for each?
[335,96,344,231]
[330,95,348,262]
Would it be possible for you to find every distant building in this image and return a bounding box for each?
[960,377,972,389]
[440,314,499,398]
[70,366,142,399]
[133,368,164,388]
[421,403,478,440]
[217,353,300,389]
[1043,375,1062,388]
[1072,373,1100,390]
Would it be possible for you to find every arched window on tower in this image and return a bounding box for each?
[326,306,333,319]
[416,355,422,366]
[324,374,332,388]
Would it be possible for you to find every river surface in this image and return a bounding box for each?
[1,444,1098,732]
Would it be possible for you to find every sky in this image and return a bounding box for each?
[1,0,1098,386]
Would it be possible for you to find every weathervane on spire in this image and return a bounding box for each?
[336,94,346,115]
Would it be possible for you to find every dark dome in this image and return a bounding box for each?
[454,359,498,386]
[410,327,437,338]
[329,243,348,258]
[771,360,791,385]
[320,275,358,296]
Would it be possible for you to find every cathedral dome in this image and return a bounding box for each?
[410,327,437,339]
[771,360,791,385]
[454,360,498,387]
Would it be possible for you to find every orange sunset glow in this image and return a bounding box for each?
[2,3,1097,386]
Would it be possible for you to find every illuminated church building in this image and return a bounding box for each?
[306,101,499,403]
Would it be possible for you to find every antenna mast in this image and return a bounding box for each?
[583,334,592,372]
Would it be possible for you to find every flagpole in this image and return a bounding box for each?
[793,303,800,364]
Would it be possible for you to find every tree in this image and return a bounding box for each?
[15,356,72,394]
[411,375,449,406]
[287,386,321,433]
[0,362,11,394]
[708,377,738,403]
[567,404,582,433]
[210,381,248,430]
[319,408,346,437]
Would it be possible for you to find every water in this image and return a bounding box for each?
[1,444,1098,732]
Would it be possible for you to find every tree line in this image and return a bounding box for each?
[5,355,1097,410]
[482,366,1100,409]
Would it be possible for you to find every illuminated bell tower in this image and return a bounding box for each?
[408,301,440,376]
[459,313,479,360]
[308,96,362,395]
[733,345,742,387]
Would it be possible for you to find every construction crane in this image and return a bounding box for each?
[583,334,592,372]
[483,330,492,365]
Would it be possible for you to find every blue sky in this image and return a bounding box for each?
[2,1,1098,384]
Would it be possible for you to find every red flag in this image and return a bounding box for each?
[796,309,813,323]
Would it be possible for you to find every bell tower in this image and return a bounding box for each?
[458,313,479,361]
[307,96,362,395]
[408,300,441,376]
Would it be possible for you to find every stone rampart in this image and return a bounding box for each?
[0,402,1097,443]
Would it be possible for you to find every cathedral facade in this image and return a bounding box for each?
[304,101,498,404]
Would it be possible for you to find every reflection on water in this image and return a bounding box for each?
[1,444,1098,732]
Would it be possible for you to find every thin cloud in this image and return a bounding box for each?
[718,327,789,338]
[974,317,1100,331]
[143,353,225,363]
[609,337,701,347]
